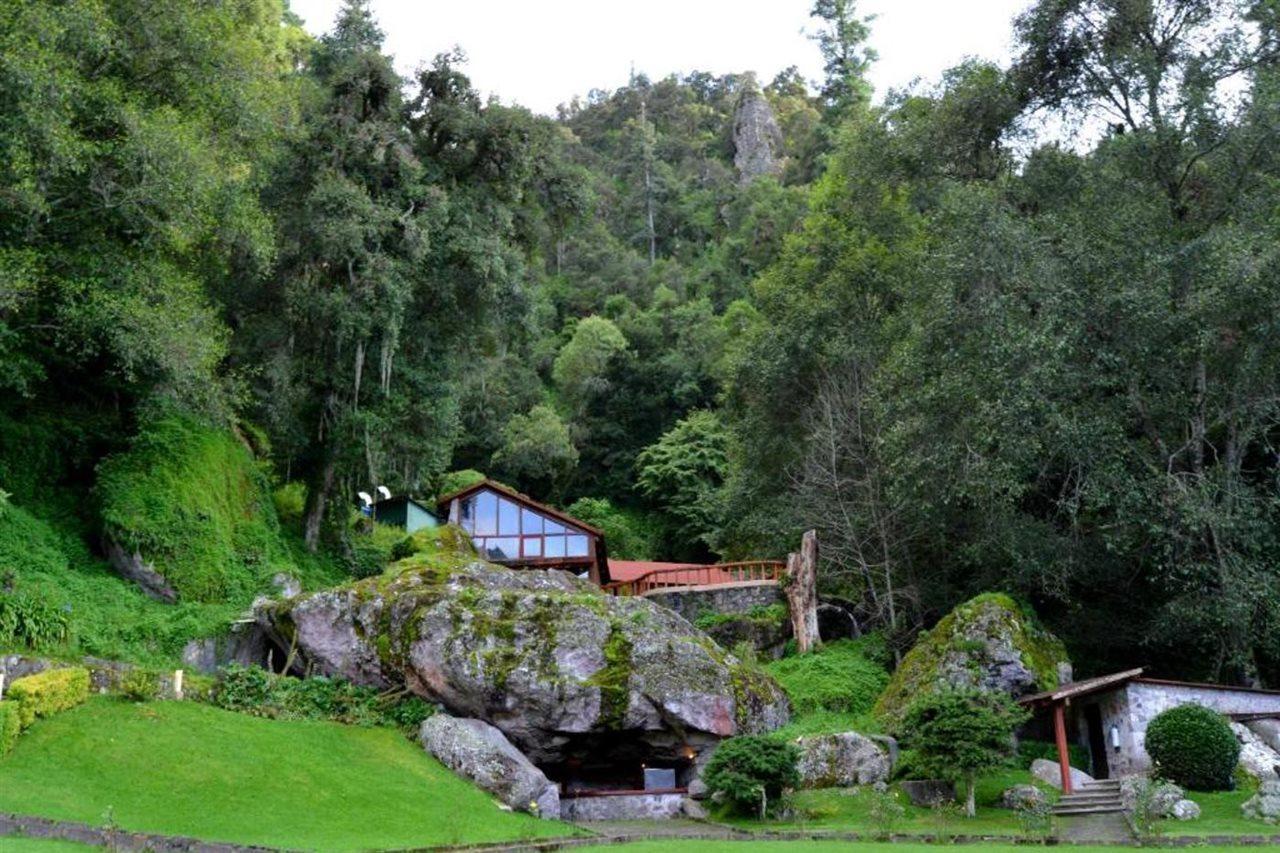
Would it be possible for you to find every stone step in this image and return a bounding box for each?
[1081,780,1122,789]
[1058,794,1123,804]
[1052,804,1128,816]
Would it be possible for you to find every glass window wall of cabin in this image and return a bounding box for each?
[458,489,591,564]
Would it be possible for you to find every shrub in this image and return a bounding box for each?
[0,701,20,755]
[7,667,91,728]
[1145,703,1240,791]
[272,482,307,525]
[0,589,70,649]
[703,735,800,817]
[1017,738,1089,770]
[900,688,1028,817]
[763,638,890,716]
[120,669,160,703]
[210,665,433,731]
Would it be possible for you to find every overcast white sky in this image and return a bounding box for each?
[288,0,1033,115]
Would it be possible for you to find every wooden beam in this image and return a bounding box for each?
[1053,701,1073,795]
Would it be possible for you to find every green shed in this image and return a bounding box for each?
[372,496,439,534]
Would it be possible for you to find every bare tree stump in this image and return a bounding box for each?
[786,530,821,654]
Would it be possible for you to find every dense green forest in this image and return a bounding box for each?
[3,0,1280,685]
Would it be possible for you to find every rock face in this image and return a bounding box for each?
[104,537,178,602]
[1031,758,1094,790]
[1243,779,1280,823]
[1233,721,1280,781]
[875,593,1068,725]
[1000,784,1047,810]
[421,715,560,818]
[732,74,784,184]
[794,732,890,788]
[256,529,789,782]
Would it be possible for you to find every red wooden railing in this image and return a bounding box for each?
[602,560,786,597]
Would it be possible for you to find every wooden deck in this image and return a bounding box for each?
[602,561,785,596]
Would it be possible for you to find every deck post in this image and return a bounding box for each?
[1053,701,1073,795]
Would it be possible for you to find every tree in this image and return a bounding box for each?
[809,0,876,117]
[900,689,1028,817]
[490,405,578,498]
[636,411,730,555]
[552,316,628,416]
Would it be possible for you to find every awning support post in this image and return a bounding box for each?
[1053,701,1073,795]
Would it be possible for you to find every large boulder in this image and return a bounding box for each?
[1031,758,1094,790]
[421,715,560,818]
[1244,780,1280,823]
[794,732,890,788]
[875,593,1068,725]
[256,527,789,779]
[1000,784,1047,810]
[1247,719,1280,754]
[1233,722,1280,781]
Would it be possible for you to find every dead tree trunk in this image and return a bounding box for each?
[786,530,821,654]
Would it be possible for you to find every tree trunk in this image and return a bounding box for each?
[786,530,821,654]
[965,777,976,818]
[303,452,337,553]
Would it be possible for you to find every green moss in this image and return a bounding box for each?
[764,638,890,717]
[95,416,293,603]
[589,621,633,729]
[875,592,1067,727]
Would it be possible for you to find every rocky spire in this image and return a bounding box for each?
[732,72,785,184]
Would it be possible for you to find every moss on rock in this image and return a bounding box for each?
[875,592,1068,728]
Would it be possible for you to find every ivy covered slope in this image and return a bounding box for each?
[95,416,332,603]
[875,593,1068,726]
[257,526,790,769]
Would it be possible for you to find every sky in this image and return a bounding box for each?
[288,0,1033,115]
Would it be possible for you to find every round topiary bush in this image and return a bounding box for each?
[703,735,800,817]
[1144,703,1240,791]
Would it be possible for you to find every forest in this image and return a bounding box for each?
[2,0,1280,687]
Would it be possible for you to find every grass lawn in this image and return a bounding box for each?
[1156,786,1276,837]
[0,698,572,851]
[718,769,1056,838]
[576,844,1265,853]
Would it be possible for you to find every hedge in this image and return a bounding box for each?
[1145,703,1240,791]
[0,701,19,755]
[7,667,91,729]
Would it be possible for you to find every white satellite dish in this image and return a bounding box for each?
[357,491,373,507]
[376,485,392,500]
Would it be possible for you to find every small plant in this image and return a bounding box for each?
[929,800,962,842]
[1016,796,1054,839]
[866,788,906,838]
[702,735,800,818]
[119,669,159,703]
[210,665,433,731]
[1145,704,1240,791]
[1129,777,1167,840]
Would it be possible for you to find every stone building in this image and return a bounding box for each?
[1021,668,1280,787]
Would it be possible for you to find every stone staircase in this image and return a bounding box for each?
[1051,778,1125,816]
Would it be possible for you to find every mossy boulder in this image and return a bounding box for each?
[96,416,294,603]
[876,593,1068,727]
[256,529,790,772]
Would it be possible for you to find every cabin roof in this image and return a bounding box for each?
[1018,668,1145,707]
[435,478,605,538]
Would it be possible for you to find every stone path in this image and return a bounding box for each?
[1056,810,1134,843]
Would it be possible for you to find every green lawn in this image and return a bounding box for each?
[0,698,571,851]
[1155,786,1275,837]
[576,844,1265,853]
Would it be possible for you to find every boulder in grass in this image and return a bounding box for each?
[421,715,560,819]
[794,732,890,788]
[1031,758,1094,790]
[1000,784,1047,810]
[257,526,789,782]
[1120,777,1184,816]
[1171,799,1200,820]
[900,779,954,806]
[1233,722,1280,782]
[1243,780,1280,824]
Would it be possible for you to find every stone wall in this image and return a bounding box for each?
[560,793,687,821]
[1099,680,1280,776]
[644,581,784,623]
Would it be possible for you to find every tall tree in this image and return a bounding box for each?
[809,0,876,117]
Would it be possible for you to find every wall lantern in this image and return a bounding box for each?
[1110,724,1121,751]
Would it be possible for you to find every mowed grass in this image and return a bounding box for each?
[575,844,1266,853]
[0,699,570,851]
